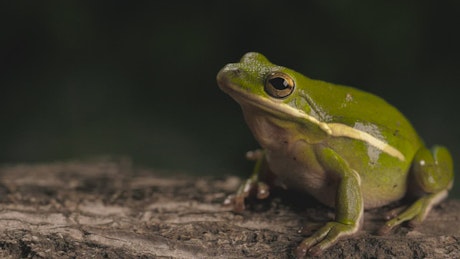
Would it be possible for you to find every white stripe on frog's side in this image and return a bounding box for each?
[328,123,405,161]
[250,95,406,161]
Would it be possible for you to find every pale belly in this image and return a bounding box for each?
[265,143,339,208]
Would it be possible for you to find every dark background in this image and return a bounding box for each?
[1,1,459,198]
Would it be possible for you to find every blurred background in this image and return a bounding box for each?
[1,1,459,197]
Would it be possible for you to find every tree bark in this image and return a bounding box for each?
[0,159,458,258]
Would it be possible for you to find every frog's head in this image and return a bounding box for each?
[217,52,331,137]
[217,52,296,105]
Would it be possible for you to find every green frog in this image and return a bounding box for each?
[216,52,454,257]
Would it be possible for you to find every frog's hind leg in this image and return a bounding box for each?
[379,146,454,235]
[379,189,449,235]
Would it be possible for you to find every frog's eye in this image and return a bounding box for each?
[265,72,295,98]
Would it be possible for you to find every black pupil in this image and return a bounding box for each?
[269,77,289,90]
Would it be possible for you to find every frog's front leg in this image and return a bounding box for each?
[223,149,271,212]
[296,147,363,257]
[380,146,454,234]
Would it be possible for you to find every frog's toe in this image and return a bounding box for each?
[378,205,409,234]
[222,193,246,212]
[378,222,398,235]
[295,237,326,258]
[296,222,358,257]
[378,210,421,235]
[256,181,270,199]
[222,194,234,207]
[295,243,313,259]
[379,208,415,235]
[233,195,246,212]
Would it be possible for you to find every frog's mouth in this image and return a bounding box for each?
[218,78,330,133]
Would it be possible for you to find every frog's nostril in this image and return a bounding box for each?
[232,68,242,76]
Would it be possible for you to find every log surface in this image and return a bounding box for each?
[0,159,458,258]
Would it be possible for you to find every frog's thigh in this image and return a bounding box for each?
[381,146,454,233]
[412,146,453,193]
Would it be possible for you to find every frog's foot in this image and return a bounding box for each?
[380,146,453,235]
[379,190,448,235]
[295,221,359,257]
[223,149,270,212]
[223,179,270,212]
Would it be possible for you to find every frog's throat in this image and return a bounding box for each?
[230,88,406,161]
